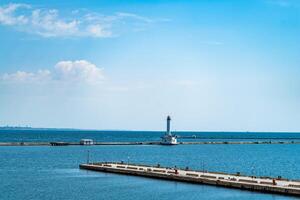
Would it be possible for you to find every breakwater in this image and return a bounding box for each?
[1,140,300,146]
[80,162,300,196]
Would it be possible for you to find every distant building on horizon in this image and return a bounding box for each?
[80,139,94,145]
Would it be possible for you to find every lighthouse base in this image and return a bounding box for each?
[161,135,178,145]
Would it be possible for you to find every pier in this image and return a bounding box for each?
[80,162,300,196]
[1,140,300,146]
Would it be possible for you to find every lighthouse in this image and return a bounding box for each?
[166,116,171,135]
[161,116,178,145]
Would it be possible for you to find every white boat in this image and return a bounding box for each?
[161,116,178,145]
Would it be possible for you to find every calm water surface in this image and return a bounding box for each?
[1,137,300,200]
[1,130,300,142]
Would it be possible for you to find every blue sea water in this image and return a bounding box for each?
[1,129,300,142]
[1,130,300,200]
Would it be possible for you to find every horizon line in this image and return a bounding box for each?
[1,126,300,133]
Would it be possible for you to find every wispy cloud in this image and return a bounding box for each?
[1,60,104,84]
[2,69,51,82]
[0,3,154,38]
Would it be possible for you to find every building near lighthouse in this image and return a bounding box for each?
[161,116,178,145]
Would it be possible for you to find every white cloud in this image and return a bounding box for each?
[55,60,104,83]
[2,70,51,82]
[30,9,80,37]
[0,3,30,25]
[1,60,104,84]
[86,24,111,38]
[0,3,154,38]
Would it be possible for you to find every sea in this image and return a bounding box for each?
[1,130,300,200]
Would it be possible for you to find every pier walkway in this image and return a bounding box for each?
[80,162,300,196]
[1,140,300,146]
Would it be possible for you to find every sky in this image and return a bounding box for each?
[0,0,300,131]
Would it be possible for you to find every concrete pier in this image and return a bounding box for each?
[1,140,300,146]
[80,162,300,196]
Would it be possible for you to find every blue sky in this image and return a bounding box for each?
[0,0,300,131]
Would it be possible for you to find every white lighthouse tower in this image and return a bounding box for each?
[161,116,178,145]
